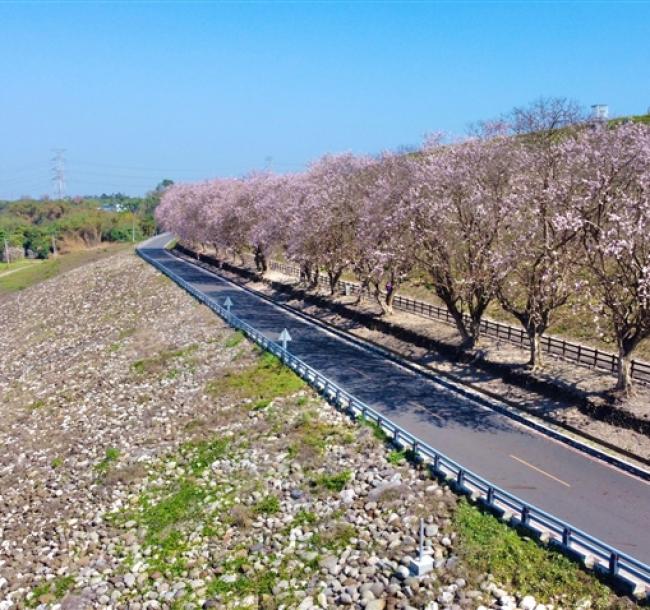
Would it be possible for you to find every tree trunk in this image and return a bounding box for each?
[328,270,342,295]
[385,289,395,315]
[526,327,544,369]
[299,263,309,285]
[355,278,370,305]
[616,347,633,396]
[306,263,319,290]
[376,283,397,316]
[253,247,267,273]
[447,304,472,347]
[372,283,387,315]
[468,316,482,347]
[433,285,475,348]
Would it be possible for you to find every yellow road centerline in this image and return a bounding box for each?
[509,454,572,488]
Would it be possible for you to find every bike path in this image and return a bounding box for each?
[142,237,650,564]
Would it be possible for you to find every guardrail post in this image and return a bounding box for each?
[562,527,572,547]
[486,486,495,505]
[609,552,619,575]
[521,505,530,526]
[457,469,465,487]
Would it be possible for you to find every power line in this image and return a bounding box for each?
[67,169,180,181]
[0,173,51,186]
[68,160,208,174]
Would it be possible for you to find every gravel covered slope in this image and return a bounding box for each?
[0,251,630,610]
[0,251,231,607]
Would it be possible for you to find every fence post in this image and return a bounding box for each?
[594,348,599,368]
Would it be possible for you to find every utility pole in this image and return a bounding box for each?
[128,201,138,242]
[51,148,66,199]
[3,236,10,266]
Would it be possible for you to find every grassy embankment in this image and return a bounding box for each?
[0,242,133,296]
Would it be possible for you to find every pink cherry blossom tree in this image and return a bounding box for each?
[157,182,215,248]
[249,173,301,273]
[563,123,650,395]
[495,136,585,369]
[353,153,417,314]
[288,154,371,294]
[409,134,516,348]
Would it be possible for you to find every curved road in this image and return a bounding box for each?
[141,236,650,566]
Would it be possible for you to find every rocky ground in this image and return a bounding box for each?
[0,250,636,609]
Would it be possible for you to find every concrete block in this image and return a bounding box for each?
[409,555,433,577]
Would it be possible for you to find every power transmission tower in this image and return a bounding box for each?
[51,148,66,199]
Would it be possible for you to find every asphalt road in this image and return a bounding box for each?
[142,235,650,565]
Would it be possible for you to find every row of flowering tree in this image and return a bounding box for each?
[157,118,650,396]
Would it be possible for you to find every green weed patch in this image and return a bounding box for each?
[313,470,351,493]
[131,344,198,376]
[205,352,304,405]
[453,499,625,609]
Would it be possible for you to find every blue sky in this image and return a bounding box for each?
[1,1,648,199]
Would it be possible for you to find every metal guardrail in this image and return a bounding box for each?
[138,246,650,599]
[240,254,650,385]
